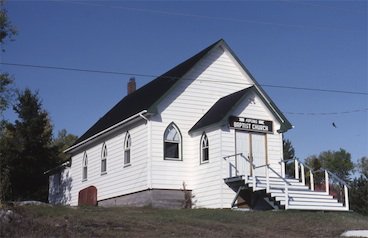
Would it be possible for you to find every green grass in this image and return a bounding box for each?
[1,205,368,237]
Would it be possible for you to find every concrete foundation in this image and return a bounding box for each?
[98,189,192,209]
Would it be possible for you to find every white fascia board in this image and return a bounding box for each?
[64,110,148,154]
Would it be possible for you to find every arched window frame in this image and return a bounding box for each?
[163,122,182,161]
[200,133,209,164]
[82,151,88,181]
[101,143,107,174]
[124,132,131,166]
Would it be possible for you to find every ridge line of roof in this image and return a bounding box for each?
[71,39,224,148]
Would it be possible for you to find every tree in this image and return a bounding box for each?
[305,148,354,182]
[0,0,16,46]
[0,0,16,202]
[357,156,368,178]
[349,176,368,215]
[0,89,58,201]
[283,139,296,177]
[0,1,16,117]
[52,129,78,163]
[0,73,13,117]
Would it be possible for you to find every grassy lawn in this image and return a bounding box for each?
[1,205,368,237]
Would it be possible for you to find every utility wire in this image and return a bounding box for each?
[283,108,368,116]
[62,1,363,33]
[2,62,368,96]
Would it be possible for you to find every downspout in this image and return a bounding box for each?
[139,112,152,190]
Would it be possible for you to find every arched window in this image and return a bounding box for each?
[200,133,209,163]
[101,143,107,174]
[164,123,182,160]
[124,132,131,165]
[82,152,88,181]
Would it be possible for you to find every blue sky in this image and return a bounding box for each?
[1,1,367,163]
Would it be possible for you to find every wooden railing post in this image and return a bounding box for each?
[252,165,256,190]
[285,182,289,210]
[310,171,314,191]
[344,184,349,210]
[295,160,299,180]
[235,155,238,176]
[325,170,329,194]
[266,164,270,193]
[301,164,305,185]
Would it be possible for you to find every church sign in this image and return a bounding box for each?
[229,116,273,134]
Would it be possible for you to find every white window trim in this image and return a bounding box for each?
[164,123,182,161]
[101,143,107,175]
[82,151,88,181]
[124,132,131,166]
[200,133,209,164]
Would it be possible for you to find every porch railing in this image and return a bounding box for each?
[223,153,291,209]
[223,154,349,210]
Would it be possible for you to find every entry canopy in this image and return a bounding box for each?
[189,86,287,134]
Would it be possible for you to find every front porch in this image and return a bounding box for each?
[223,153,349,211]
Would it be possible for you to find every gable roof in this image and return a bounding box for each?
[189,86,286,134]
[72,39,222,147]
[69,39,292,151]
[189,86,255,133]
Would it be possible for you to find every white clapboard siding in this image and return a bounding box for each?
[67,122,148,205]
[149,47,253,194]
[217,92,284,208]
[61,43,286,209]
[191,130,223,208]
[149,46,285,208]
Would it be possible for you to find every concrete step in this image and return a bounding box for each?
[250,184,310,191]
[286,204,348,211]
[272,193,334,200]
[247,176,300,184]
[269,188,330,196]
[277,196,338,203]
[280,200,343,206]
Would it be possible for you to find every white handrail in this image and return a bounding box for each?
[224,155,349,210]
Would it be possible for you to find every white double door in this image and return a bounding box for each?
[235,131,267,177]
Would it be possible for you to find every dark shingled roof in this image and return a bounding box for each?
[189,86,255,133]
[73,39,223,146]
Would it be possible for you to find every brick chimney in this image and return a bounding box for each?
[127,77,136,95]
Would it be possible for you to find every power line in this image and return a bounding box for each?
[63,1,363,33]
[283,108,368,116]
[1,62,156,78]
[1,62,368,96]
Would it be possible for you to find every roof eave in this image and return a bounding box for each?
[64,110,149,154]
[147,40,226,114]
[220,41,293,132]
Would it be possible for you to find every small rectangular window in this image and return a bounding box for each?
[202,148,209,162]
[101,159,107,174]
[164,142,179,159]
[124,149,130,165]
[83,167,87,180]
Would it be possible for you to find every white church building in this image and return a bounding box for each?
[48,39,349,211]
